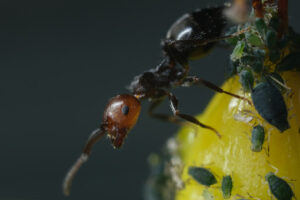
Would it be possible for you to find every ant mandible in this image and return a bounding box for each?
[63,4,251,196]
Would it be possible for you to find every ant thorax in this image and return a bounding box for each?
[128,59,185,97]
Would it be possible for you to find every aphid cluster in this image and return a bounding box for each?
[63,0,299,198]
[227,2,299,133]
[144,1,299,200]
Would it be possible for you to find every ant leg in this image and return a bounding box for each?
[62,127,106,196]
[182,76,252,105]
[166,92,221,138]
[148,98,182,124]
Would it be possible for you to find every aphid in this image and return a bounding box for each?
[222,175,233,199]
[251,81,289,132]
[255,18,267,35]
[63,5,251,196]
[188,167,217,187]
[266,29,278,48]
[276,52,300,71]
[265,172,294,200]
[239,69,254,92]
[251,125,265,152]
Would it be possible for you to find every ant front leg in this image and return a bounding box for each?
[182,76,252,105]
[148,97,182,124]
[166,91,221,138]
[63,127,106,196]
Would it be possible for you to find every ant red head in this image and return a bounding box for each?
[102,94,141,148]
[63,94,141,196]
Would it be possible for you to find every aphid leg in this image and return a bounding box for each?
[148,98,182,124]
[62,127,106,196]
[182,76,252,105]
[166,91,221,138]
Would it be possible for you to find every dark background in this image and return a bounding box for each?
[0,0,299,200]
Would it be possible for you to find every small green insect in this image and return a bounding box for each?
[222,175,233,199]
[265,172,294,200]
[251,125,265,152]
[276,52,300,71]
[239,69,254,92]
[255,18,267,35]
[188,167,217,187]
[251,81,290,132]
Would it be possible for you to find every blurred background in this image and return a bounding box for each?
[0,0,299,199]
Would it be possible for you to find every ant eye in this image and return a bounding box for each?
[122,105,129,115]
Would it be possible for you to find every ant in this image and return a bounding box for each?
[63,4,251,196]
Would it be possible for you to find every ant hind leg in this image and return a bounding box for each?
[148,97,182,125]
[182,76,252,105]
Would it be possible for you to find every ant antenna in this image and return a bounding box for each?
[63,128,106,196]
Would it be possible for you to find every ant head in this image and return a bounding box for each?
[103,94,141,148]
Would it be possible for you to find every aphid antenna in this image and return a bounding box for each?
[233,194,251,200]
[266,161,279,175]
[262,146,270,157]
[246,192,259,200]
[288,113,297,120]
[268,74,292,91]
[262,127,271,157]
[257,174,268,186]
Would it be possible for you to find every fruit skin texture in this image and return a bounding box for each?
[175,72,300,200]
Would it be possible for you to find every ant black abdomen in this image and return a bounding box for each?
[165,6,227,61]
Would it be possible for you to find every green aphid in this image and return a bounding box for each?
[221,175,233,199]
[225,60,238,78]
[251,49,265,73]
[241,55,256,66]
[265,172,294,200]
[269,16,279,31]
[245,32,263,47]
[255,18,267,35]
[251,82,289,132]
[231,41,246,61]
[251,125,265,152]
[251,60,264,73]
[239,69,254,92]
[241,54,263,73]
[266,29,278,48]
[253,49,266,58]
[188,167,217,187]
[269,49,281,63]
[276,52,300,71]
